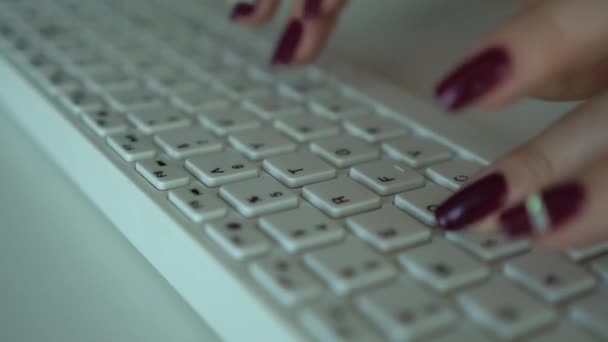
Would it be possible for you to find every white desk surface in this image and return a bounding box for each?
[0,1,575,341]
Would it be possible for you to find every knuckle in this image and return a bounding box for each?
[508,145,557,188]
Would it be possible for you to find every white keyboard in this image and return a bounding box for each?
[1,0,607,341]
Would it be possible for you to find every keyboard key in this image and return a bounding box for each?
[571,288,608,338]
[427,325,492,342]
[81,107,128,136]
[185,151,258,187]
[504,251,596,303]
[199,106,261,136]
[567,241,608,261]
[304,239,396,295]
[154,126,222,159]
[219,176,298,218]
[356,278,458,341]
[259,206,344,253]
[349,160,425,196]
[107,131,157,162]
[426,159,483,191]
[310,135,379,168]
[303,178,381,218]
[529,322,596,342]
[310,94,369,121]
[446,231,530,261]
[108,86,163,110]
[127,105,191,134]
[263,151,336,188]
[168,184,227,223]
[135,157,190,190]
[591,254,608,281]
[344,115,409,143]
[215,72,273,99]
[346,206,431,252]
[171,87,230,113]
[205,218,271,260]
[458,280,556,339]
[394,184,452,226]
[299,300,383,342]
[383,137,452,168]
[228,128,297,161]
[274,115,340,143]
[249,254,323,307]
[243,95,304,121]
[398,240,489,292]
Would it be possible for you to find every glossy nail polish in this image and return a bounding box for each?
[435,46,512,112]
[435,173,508,230]
[500,182,585,237]
[230,2,256,20]
[304,0,323,18]
[271,19,303,65]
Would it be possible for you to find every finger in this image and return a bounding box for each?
[435,91,608,230]
[498,159,608,250]
[434,0,608,112]
[230,0,281,24]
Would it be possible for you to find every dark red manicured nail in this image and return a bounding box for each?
[500,182,585,237]
[435,173,508,230]
[230,2,256,20]
[304,0,323,18]
[271,19,303,65]
[435,46,512,112]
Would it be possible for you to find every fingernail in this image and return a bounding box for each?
[500,182,585,237]
[230,2,256,20]
[304,0,323,18]
[435,173,508,230]
[435,46,512,112]
[271,19,303,65]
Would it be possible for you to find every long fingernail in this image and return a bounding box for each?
[500,182,585,237]
[435,46,512,112]
[304,0,323,18]
[435,173,508,230]
[230,2,256,20]
[271,19,303,65]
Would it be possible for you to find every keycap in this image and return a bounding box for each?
[427,325,493,342]
[205,218,271,260]
[171,86,230,113]
[347,206,431,252]
[446,231,530,261]
[504,251,596,303]
[568,241,608,261]
[299,300,383,342]
[81,107,128,136]
[383,137,452,168]
[135,157,190,190]
[62,87,105,111]
[185,151,258,187]
[344,115,408,143]
[228,128,297,161]
[154,126,222,159]
[259,206,344,253]
[168,184,227,223]
[394,184,452,226]
[591,254,608,281]
[107,131,157,162]
[215,72,273,99]
[356,278,458,340]
[198,106,261,136]
[310,135,379,168]
[571,287,608,338]
[303,178,382,218]
[219,176,298,218]
[274,115,340,143]
[310,94,369,121]
[263,151,336,188]
[249,254,323,307]
[304,239,397,295]
[399,239,489,292]
[349,160,425,196]
[127,105,191,134]
[529,322,595,342]
[458,280,556,339]
[108,86,162,110]
[243,95,304,121]
[426,159,483,191]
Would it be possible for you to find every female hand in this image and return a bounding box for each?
[231,0,608,251]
